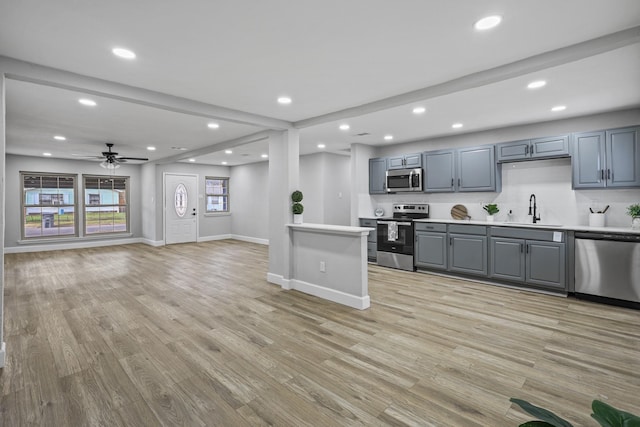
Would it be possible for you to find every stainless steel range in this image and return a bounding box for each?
[377,203,429,271]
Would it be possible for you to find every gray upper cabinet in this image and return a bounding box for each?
[388,153,422,170]
[423,145,499,193]
[369,157,387,194]
[457,145,498,192]
[423,150,455,192]
[496,135,569,162]
[571,126,640,189]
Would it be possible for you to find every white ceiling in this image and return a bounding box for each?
[1,1,639,165]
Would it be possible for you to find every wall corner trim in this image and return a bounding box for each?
[290,279,371,310]
[267,273,290,289]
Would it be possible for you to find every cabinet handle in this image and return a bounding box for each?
[458,178,461,187]
[449,237,453,246]
[526,244,529,254]
[607,169,611,180]
[600,169,604,180]
[525,145,529,155]
[520,243,524,253]
[451,178,454,187]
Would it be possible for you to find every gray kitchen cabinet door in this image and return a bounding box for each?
[457,145,496,192]
[531,135,569,159]
[423,150,455,192]
[415,231,447,270]
[606,126,640,188]
[489,237,525,282]
[448,234,488,276]
[571,131,606,189]
[369,157,388,194]
[404,153,422,168]
[526,241,566,289]
[387,156,405,170]
[496,140,530,162]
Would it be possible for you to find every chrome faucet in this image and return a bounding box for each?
[528,194,541,223]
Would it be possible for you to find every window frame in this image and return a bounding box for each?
[20,172,78,240]
[205,176,230,213]
[82,174,131,236]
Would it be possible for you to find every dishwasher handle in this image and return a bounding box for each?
[575,232,640,242]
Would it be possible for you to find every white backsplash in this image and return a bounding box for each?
[369,158,640,228]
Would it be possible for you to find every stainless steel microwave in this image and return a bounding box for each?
[386,168,423,192]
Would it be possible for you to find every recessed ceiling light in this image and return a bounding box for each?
[147,146,156,151]
[527,80,547,89]
[412,106,426,114]
[43,152,52,157]
[277,96,292,105]
[261,154,268,158]
[171,146,188,151]
[339,124,350,131]
[207,122,220,129]
[188,158,196,162]
[53,135,66,141]
[78,98,97,107]
[384,135,393,141]
[452,123,463,129]
[551,105,567,112]
[474,15,502,31]
[317,143,326,149]
[112,47,136,59]
[225,150,232,154]
[222,161,228,165]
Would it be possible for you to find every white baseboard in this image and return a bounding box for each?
[5,237,144,253]
[291,279,370,310]
[198,234,232,242]
[267,272,291,289]
[0,342,5,368]
[231,234,269,245]
[141,239,164,247]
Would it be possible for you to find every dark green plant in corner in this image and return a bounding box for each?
[483,203,499,215]
[510,398,640,427]
[626,203,640,218]
[291,190,304,214]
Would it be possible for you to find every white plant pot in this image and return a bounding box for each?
[293,213,303,224]
[632,217,640,230]
[486,215,494,222]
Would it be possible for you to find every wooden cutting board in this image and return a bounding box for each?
[451,204,470,220]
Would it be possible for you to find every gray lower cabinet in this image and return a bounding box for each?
[414,223,447,270]
[369,158,387,194]
[489,229,566,290]
[448,224,488,276]
[359,218,378,261]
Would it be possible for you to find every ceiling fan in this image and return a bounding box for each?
[77,143,149,169]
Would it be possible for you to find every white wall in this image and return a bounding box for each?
[230,161,269,241]
[365,109,640,228]
[4,154,143,248]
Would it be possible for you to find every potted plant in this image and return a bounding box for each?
[291,190,304,224]
[483,203,499,222]
[627,203,640,229]
[510,397,640,426]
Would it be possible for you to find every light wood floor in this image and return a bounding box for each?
[1,240,639,426]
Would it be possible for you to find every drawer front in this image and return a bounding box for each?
[415,222,447,233]
[367,242,377,259]
[448,224,487,236]
[360,218,377,227]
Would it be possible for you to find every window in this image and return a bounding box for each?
[22,173,77,239]
[84,175,129,234]
[205,177,229,212]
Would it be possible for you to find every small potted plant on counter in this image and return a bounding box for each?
[292,190,304,224]
[627,203,640,229]
[483,203,499,222]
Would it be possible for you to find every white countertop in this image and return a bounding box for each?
[413,218,640,234]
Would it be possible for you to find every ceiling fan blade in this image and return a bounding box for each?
[72,154,106,159]
[117,157,149,161]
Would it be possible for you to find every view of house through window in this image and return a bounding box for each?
[84,176,129,234]
[22,173,77,238]
[205,177,229,212]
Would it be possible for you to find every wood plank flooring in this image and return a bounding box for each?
[1,240,639,426]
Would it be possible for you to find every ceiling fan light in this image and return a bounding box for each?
[100,160,120,169]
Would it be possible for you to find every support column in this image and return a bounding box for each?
[266,129,299,289]
[1,70,6,366]
[350,143,377,225]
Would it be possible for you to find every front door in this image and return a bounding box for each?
[164,173,198,244]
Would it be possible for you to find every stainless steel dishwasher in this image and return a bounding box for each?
[574,231,640,305]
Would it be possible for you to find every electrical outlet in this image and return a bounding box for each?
[320,261,326,272]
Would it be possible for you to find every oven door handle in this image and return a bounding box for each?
[377,221,412,226]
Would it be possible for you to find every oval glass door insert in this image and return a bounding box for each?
[174,183,188,217]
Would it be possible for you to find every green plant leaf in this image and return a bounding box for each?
[291,190,303,203]
[519,422,557,427]
[510,398,574,427]
[591,400,640,427]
